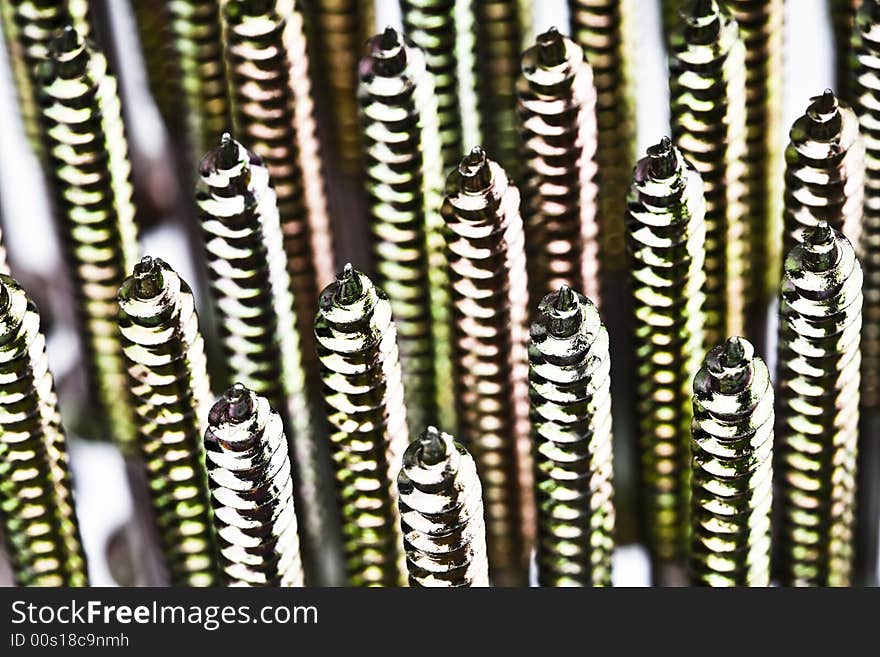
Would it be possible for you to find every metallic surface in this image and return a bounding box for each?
[529,285,614,586]
[205,384,304,586]
[129,0,177,135]
[398,426,489,587]
[37,28,139,448]
[0,274,88,586]
[828,0,862,102]
[668,0,748,345]
[775,223,862,587]
[358,27,451,434]
[315,264,408,586]
[118,256,218,586]
[441,147,531,585]
[690,337,773,587]
[517,27,601,305]
[196,134,335,584]
[782,90,864,261]
[569,0,636,273]
[626,138,706,572]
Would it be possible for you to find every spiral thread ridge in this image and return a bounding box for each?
[315,265,408,586]
[690,336,773,587]
[118,256,219,586]
[775,223,862,586]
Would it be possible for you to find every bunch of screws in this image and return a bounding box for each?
[0,2,879,590]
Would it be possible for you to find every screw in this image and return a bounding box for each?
[357,26,453,434]
[669,0,748,346]
[221,0,336,405]
[529,285,614,586]
[306,0,375,175]
[315,264,408,586]
[517,27,601,306]
[568,0,637,273]
[129,0,178,136]
[37,27,140,448]
[626,137,707,576]
[442,146,531,585]
[828,0,862,103]
[783,89,865,263]
[0,274,88,586]
[0,0,91,153]
[196,133,337,584]
[471,0,528,180]
[690,336,773,587]
[775,222,863,586]
[204,383,304,586]
[118,256,219,586]
[398,426,490,587]
[400,0,463,171]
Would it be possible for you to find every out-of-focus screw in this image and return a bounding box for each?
[775,222,862,587]
[307,0,375,175]
[442,146,531,585]
[690,336,773,587]
[205,383,304,586]
[829,0,862,102]
[626,137,706,576]
[37,27,139,448]
[783,90,864,261]
[196,134,336,584]
[529,285,614,586]
[128,0,178,135]
[221,0,335,403]
[315,264,408,586]
[357,26,452,434]
[400,0,463,171]
[669,0,748,345]
[118,256,218,586]
[0,0,90,153]
[0,274,88,586]
[568,0,637,273]
[517,27,601,305]
[398,426,489,587]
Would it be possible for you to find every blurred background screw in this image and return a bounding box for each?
[205,383,304,586]
[398,426,489,587]
[529,285,614,586]
[828,0,862,103]
[775,223,862,587]
[690,336,773,587]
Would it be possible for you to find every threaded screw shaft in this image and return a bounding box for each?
[690,336,773,587]
[829,0,862,103]
[669,0,748,345]
[626,137,707,569]
[442,146,531,584]
[0,274,88,586]
[315,264,408,586]
[783,90,864,262]
[517,27,601,306]
[37,27,139,448]
[398,426,489,587]
[775,222,863,586]
[529,285,614,586]
[205,384,304,586]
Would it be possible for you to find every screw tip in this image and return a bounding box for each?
[132,255,163,299]
[536,27,566,66]
[379,25,400,50]
[419,426,448,466]
[458,147,492,192]
[646,137,677,177]
[335,263,365,304]
[811,89,838,115]
[553,285,577,312]
[720,336,747,368]
[224,383,254,422]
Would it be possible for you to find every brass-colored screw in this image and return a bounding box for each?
[690,336,773,587]
[568,0,637,273]
[0,274,88,586]
[442,146,531,585]
[775,223,863,587]
[129,0,178,135]
[315,264,408,586]
[118,256,218,586]
[669,0,748,345]
[204,383,304,586]
[37,27,139,448]
[529,285,614,586]
[828,0,862,103]
[357,26,452,434]
[517,27,601,305]
[783,90,864,263]
[626,137,706,574]
[196,134,336,584]
[398,426,489,587]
